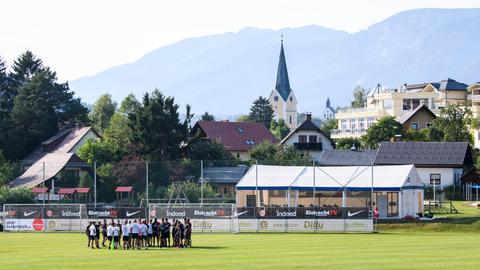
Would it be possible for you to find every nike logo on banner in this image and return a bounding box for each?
[234,210,249,217]
[24,210,37,217]
[347,210,364,217]
[126,211,141,217]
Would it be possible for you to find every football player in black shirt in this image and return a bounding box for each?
[152,218,160,247]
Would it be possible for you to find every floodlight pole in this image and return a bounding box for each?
[94,161,97,207]
[312,160,315,206]
[42,162,45,205]
[146,161,149,206]
[255,160,258,208]
[200,160,204,207]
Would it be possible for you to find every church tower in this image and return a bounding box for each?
[268,39,298,129]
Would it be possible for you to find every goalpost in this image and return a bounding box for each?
[3,204,88,232]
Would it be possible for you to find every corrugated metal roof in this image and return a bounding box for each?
[318,150,376,166]
[7,153,77,188]
[203,166,248,184]
[374,142,472,167]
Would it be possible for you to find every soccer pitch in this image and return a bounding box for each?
[0,232,479,270]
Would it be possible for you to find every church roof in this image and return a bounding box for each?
[275,42,292,101]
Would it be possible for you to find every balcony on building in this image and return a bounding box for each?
[293,142,323,151]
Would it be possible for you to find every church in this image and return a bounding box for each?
[268,40,298,130]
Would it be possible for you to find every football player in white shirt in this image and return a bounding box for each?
[122,220,130,250]
[131,220,140,249]
[113,223,120,249]
[88,221,96,249]
[106,222,114,249]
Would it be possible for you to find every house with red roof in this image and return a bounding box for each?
[191,121,279,160]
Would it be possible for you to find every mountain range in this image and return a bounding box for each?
[70,8,480,116]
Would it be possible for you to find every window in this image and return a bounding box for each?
[430,174,441,185]
[245,140,255,145]
[223,187,229,195]
[309,135,317,143]
[290,96,293,102]
[411,122,419,130]
[341,120,347,132]
[427,122,432,128]
[402,99,427,110]
[350,119,356,131]
[387,192,398,217]
[358,118,365,131]
[289,115,292,124]
[299,135,307,143]
[478,131,480,140]
[246,195,256,208]
[383,99,393,109]
[274,96,279,102]
[367,117,376,128]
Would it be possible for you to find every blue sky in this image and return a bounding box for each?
[1,0,479,80]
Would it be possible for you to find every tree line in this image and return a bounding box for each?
[0,52,308,203]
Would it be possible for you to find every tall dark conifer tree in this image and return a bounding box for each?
[248,96,274,128]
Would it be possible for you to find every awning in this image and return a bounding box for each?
[115,186,133,192]
[31,187,48,193]
[75,187,90,193]
[58,188,76,195]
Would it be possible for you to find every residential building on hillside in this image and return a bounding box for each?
[331,78,468,139]
[268,40,298,130]
[321,98,335,120]
[8,126,100,189]
[374,142,473,188]
[280,113,333,161]
[397,104,436,132]
[468,82,480,149]
[190,121,279,160]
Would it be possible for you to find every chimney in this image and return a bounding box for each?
[306,113,312,121]
[391,134,402,142]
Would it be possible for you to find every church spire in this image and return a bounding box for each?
[275,38,291,101]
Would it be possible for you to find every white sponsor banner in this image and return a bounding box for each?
[190,219,232,232]
[44,219,88,231]
[5,219,89,232]
[234,219,372,232]
[5,219,44,231]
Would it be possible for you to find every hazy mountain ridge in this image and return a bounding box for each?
[71,8,480,115]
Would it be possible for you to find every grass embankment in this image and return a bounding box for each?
[378,201,480,232]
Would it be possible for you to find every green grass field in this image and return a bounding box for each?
[1,231,479,270]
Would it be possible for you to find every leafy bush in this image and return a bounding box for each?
[0,187,34,205]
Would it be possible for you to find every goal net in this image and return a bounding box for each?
[3,204,88,232]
